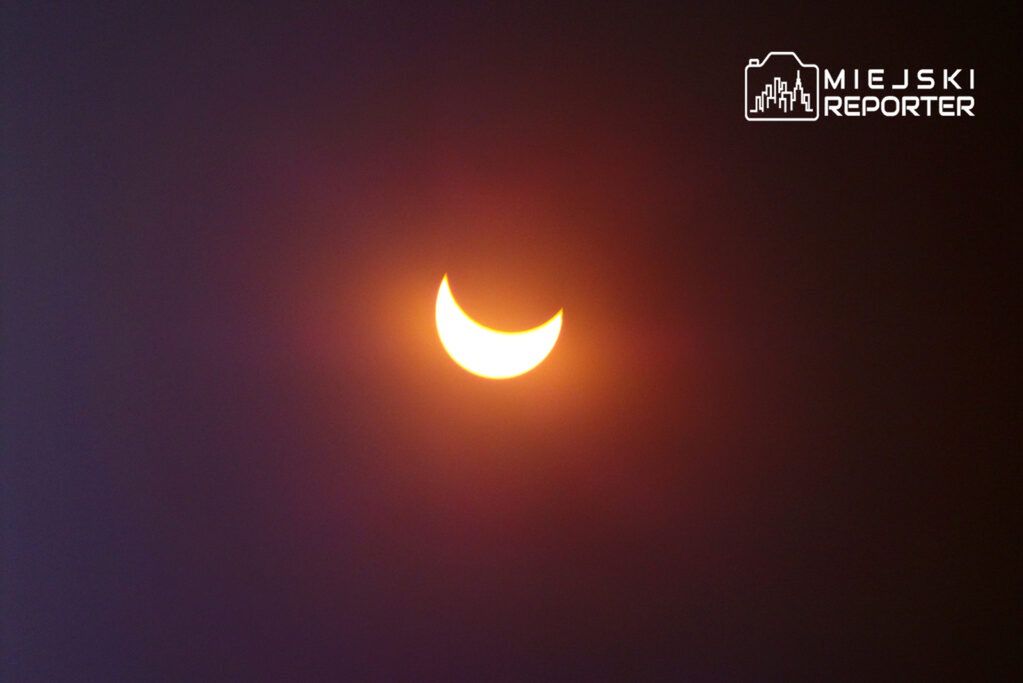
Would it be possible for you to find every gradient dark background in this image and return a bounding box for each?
[3,2,1017,680]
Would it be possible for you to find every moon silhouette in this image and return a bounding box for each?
[435,274,563,379]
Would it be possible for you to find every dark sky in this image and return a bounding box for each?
[3,3,1016,680]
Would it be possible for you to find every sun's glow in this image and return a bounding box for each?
[435,274,563,379]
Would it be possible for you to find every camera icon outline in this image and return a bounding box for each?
[745,51,820,122]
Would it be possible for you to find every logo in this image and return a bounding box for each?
[745,52,819,122]
[744,51,976,122]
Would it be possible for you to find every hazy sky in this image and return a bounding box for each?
[3,3,1015,680]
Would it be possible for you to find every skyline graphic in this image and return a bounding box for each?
[749,71,814,115]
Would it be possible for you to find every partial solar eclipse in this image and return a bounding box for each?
[435,274,562,379]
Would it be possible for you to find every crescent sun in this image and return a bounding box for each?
[435,274,563,380]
